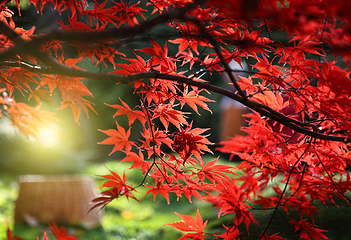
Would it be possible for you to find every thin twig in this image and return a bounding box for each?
[316,153,351,203]
[259,141,311,239]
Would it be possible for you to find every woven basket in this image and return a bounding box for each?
[14,175,102,228]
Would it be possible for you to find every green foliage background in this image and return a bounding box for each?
[0,157,350,239]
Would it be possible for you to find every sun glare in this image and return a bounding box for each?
[36,127,59,148]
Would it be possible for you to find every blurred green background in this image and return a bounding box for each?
[1,158,351,239]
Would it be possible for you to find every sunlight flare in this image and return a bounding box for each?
[35,126,59,148]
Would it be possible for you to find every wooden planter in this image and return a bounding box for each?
[14,175,102,228]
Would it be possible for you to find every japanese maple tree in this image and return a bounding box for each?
[2,0,351,239]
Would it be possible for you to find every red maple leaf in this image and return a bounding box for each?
[172,123,213,161]
[289,219,328,240]
[179,86,214,115]
[113,52,149,76]
[49,222,78,240]
[166,209,208,240]
[1,67,39,96]
[82,0,120,27]
[138,40,176,73]
[139,127,173,158]
[144,180,172,204]
[197,158,237,183]
[57,15,92,32]
[146,0,172,14]
[41,231,49,240]
[113,1,146,27]
[107,98,146,126]
[7,228,23,240]
[91,169,140,211]
[98,122,136,155]
[120,150,151,173]
[169,22,209,55]
[153,103,188,131]
[53,73,96,123]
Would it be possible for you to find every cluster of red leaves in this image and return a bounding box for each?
[90,168,140,212]
[172,123,213,162]
[2,0,351,239]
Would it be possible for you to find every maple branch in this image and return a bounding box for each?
[2,51,351,144]
[0,15,347,143]
[0,60,44,71]
[0,0,207,62]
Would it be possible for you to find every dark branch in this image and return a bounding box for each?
[4,57,349,143]
[0,0,207,61]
